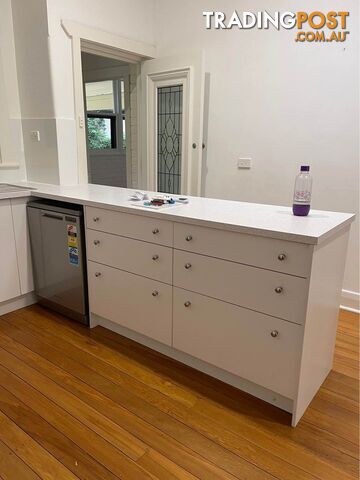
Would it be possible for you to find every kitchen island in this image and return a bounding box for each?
[1,182,355,426]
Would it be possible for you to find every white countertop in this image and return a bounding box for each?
[0,184,33,200]
[7,181,355,245]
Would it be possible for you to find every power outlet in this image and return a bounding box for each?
[30,130,40,142]
[237,157,252,169]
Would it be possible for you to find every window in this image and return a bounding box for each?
[85,79,127,152]
[85,80,115,113]
[87,115,116,149]
[85,80,116,151]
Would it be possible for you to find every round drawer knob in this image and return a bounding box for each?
[184,263,192,269]
[271,330,279,338]
[278,253,286,261]
[93,217,100,222]
[152,290,159,297]
[95,272,101,277]
[184,301,191,307]
[152,228,159,234]
[275,286,283,294]
[185,235,193,242]
[152,255,159,261]
[93,240,100,246]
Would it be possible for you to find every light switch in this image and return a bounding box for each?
[30,130,40,142]
[238,157,252,169]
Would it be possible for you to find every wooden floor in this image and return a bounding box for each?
[0,305,358,480]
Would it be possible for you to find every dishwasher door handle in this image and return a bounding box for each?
[41,212,63,221]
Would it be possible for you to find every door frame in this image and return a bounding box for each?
[61,20,155,184]
[141,51,205,196]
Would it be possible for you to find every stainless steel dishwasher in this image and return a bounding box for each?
[27,199,89,324]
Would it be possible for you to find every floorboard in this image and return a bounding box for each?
[0,439,41,480]
[0,304,358,480]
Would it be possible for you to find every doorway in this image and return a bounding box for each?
[81,52,131,188]
[63,21,204,195]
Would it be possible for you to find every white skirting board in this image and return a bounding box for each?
[91,313,294,415]
[340,289,360,313]
[0,292,36,316]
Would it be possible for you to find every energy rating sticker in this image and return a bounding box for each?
[67,224,78,247]
[68,246,79,266]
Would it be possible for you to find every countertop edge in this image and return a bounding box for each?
[0,190,33,200]
[28,190,355,245]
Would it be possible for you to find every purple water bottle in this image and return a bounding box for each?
[292,166,312,216]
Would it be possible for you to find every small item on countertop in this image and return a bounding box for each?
[129,191,149,201]
[148,196,177,206]
[151,198,165,206]
[292,166,312,216]
[176,197,189,204]
[130,192,189,208]
[153,194,169,201]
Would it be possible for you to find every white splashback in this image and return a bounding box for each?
[21,118,59,184]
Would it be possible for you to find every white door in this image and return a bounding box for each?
[141,52,204,196]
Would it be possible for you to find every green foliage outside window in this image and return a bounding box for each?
[87,117,111,150]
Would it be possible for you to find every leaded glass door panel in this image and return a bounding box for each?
[157,85,183,194]
[141,52,205,196]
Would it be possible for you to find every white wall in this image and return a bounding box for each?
[11,0,60,184]
[154,0,360,300]
[45,0,156,184]
[7,0,155,186]
[0,0,26,183]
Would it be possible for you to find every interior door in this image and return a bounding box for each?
[141,52,204,196]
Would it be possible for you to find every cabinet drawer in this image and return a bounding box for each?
[174,223,312,277]
[88,261,172,345]
[86,230,172,284]
[86,207,173,246]
[174,250,308,324]
[173,288,302,398]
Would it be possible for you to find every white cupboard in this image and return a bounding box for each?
[86,206,173,246]
[88,261,172,345]
[174,222,312,277]
[86,229,173,284]
[173,249,308,324]
[0,197,34,310]
[173,287,302,399]
[11,197,34,295]
[84,205,352,426]
[0,199,21,302]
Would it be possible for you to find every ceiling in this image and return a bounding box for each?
[81,52,129,71]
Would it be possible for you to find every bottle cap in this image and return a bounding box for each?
[300,165,310,172]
